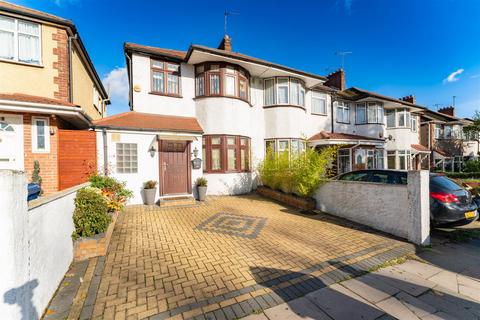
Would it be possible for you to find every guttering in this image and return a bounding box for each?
[68,33,78,103]
[102,128,108,175]
[0,99,92,125]
[91,125,203,135]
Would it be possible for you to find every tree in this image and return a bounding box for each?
[464,111,480,140]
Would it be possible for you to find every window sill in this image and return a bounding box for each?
[0,58,44,68]
[32,150,50,154]
[311,112,328,116]
[336,121,350,124]
[263,104,306,111]
[194,95,252,106]
[149,91,182,98]
[355,123,384,125]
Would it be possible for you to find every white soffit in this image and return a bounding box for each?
[188,50,324,88]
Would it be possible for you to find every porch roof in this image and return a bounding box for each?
[308,131,385,146]
[411,144,431,153]
[92,111,204,134]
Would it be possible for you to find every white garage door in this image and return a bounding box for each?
[0,114,24,170]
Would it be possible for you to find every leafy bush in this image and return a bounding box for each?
[258,147,337,197]
[144,180,158,189]
[89,174,133,212]
[464,160,480,173]
[195,177,208,187]
[441,171,480,179]
[72,187,110,239]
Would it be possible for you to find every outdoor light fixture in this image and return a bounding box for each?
[193,147,199,158]
[149,146,155,157]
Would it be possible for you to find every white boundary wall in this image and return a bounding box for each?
[0,170,83,319]
[314,170,430,245]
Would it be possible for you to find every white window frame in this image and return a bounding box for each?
[312,91,327,115]
[434,124,442,139]
[0,14,42,65]
[411,115,418,132]
[264,78,276,105]
[397,108,411,127]
[276,77,289,105]
[356,103,366,124]
[32,116,50,153]
[336,101,350,123]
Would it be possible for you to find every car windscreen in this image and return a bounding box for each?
[338,172,369,182]
[430,176,462,192]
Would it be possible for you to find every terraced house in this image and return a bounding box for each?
[94,35,442,204]
[0,1,109,193]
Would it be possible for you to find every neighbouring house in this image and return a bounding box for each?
[0,1,109,193]
[420,106,478,171]
[95,35,435,204]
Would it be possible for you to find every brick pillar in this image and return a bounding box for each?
[52,28,70,102]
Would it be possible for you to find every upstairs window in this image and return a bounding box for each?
[264,77,306,107]
[411,115,418,132]
[336,101,350,123]
[367,102,384,124]
[195,62,250,102]
[386,110,395,128]
[151,59,181,96]
[312,92,327,115]
[397,108,410,127]
[435,124,442,139]
[0,15,41,65]
[356,103,366,124]
[444,125,452,139]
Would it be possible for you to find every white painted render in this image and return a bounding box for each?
[463,140,479,158]
[96,130,202,204]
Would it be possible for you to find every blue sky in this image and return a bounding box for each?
[10,0,480,118]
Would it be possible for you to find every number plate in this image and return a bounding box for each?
[465,211,476,219]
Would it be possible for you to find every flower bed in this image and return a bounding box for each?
[256,186,316,211]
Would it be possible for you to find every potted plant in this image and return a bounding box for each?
[195,177,208,201]
[143,180,158,205]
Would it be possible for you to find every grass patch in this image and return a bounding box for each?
[367,255,410,273]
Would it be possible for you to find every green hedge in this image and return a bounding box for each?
[440,172,480,179]
[72,187,111,240]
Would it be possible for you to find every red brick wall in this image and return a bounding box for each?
[52,28,70,102]
[23,113,59,194]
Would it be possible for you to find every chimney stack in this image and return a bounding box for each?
[399,95,416,104]
[438,106,455,117]
[218,35,232,52]
[324,69,346,91]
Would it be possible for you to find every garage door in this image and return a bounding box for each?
[0,114,24,170]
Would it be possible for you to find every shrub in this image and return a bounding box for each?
[31,160,43,194]
[441,172,480,179]
[258,146,337,197]
[144,180,158,189]
[72,187,110,240]
[464,160,480,173]
[89,174,133,212]
[195,177,208,187]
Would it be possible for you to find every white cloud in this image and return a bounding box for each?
[443,68,464,83]
[102,67,128,103]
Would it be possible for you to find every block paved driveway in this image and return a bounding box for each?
[84,195,414,320]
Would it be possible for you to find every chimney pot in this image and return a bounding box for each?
[218,35,232,52]
[324,69,346,91]
[438,106,455,117]
[399,95,416,104]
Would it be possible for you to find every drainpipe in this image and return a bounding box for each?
[125,52,133,110]
[102,128,108,175]
[68,34,78,103]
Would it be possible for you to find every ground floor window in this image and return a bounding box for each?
[338,149,351,173]
[264,138,306,156]
[386,150,411,170]
[203,135,250,173]
[339,147,383,172]
[116,143,138,173]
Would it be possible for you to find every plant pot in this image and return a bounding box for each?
[197,186,207,201]
[144,188,157,205]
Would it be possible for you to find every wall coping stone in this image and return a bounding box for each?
[28,182,89,210]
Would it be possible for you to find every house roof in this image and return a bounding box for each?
[0,1,109,102]
[308,131,384,141]
[411,144,430,152]
[337,87,426,110]
[0,93,78,107]
[92,111,204,133]
[124,42,327,82]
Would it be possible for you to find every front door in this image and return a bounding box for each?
[0,114,24,170]
[159,140,191,195]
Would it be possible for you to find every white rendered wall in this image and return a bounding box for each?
[131,54,196,117]
[314,170,430,245]
[97,130,202,204]
[385,128,419,150]
[463,140,479,158]
[0,170,82,319]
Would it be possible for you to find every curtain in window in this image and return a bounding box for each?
[196,76,204,96]
[18,21,40,63]
[367,103,377,123]
[312,93,326,114]
[0,30,14,59]
[277,79,288,104]
[211,149,221,170]
[290,80,299,105]
[386,110,395,127]
[152,72,164,93]
[210,74,220,94]
[356,104,366,123]
[300,87,305,106]
[264,79,275,105]
[225,75,235,96]
[167,74,178,94]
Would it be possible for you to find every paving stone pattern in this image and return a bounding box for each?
[53,195,414,320]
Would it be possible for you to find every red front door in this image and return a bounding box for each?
[159,140,191,195]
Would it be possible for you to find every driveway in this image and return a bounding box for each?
[45,194,414,320]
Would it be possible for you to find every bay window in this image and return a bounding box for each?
[444,125,452,139]
[387,151,396,169]
[356,103,366,124]
[0,15,41,64]
[263,77,306,107]
[312,92,327,115]
[195,62,250,102]
[203,135,250,173]
[336,101,350,123]
[386,110,395,128]
[264,138,307,156]
[338,149,351,174]
[397,108,410,127]
[151,59,181,96]
[411,115,418,132]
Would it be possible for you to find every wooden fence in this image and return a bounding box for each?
[58,130,97,190]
